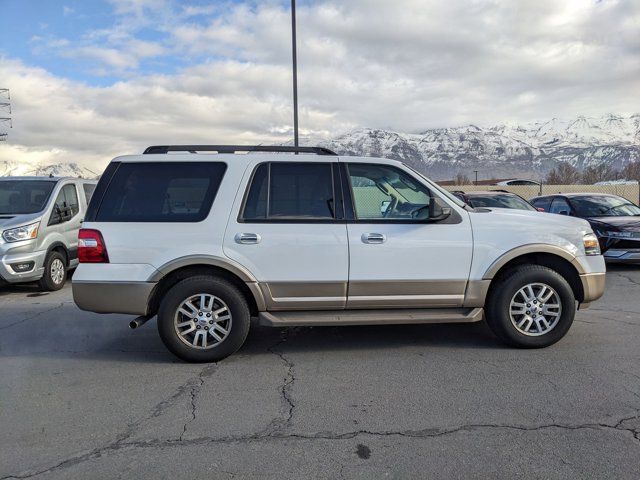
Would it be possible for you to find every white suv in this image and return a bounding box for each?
[72,146,606,362]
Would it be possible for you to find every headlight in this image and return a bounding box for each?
[1,222,40,243]
[583,233,601,256]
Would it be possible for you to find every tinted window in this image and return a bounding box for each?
[96,162,226,222]
[467,194,535,211]
[83,183,96,204]
[549,197,572,214]
[571,195,640,217]
[0,180,56,215]
[242,162,334,220]
[531,197,552,212]
[348,163,431,220]
[49,184,79,225]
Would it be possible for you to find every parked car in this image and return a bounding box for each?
[451,190,538,211]
[0,176,97,290]
[531,193,640,263]
[73,145,606,362]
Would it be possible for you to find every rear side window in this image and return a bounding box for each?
[242,162,335,221]
[95,162,226,222]
[531,197,552,212]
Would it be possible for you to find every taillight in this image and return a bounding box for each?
[78,229,109,263]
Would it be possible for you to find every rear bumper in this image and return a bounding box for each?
[72,280,156,315]
[579,272,606,307]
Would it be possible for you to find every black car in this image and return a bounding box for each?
[452,190,538,211]
[531,193,640,263]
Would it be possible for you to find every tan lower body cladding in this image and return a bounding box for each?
[259,279,477,310]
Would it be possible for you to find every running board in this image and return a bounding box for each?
[258,308,484,327]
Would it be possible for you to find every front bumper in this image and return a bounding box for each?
[0,249,47,283]
[73,280,156,315]
[603,248,640,263]
[579,272,606,307]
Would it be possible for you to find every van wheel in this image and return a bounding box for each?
[38,251,67,291]
[485,265,576,348]
[157,275,250,362]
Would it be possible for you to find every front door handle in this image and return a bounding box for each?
[362,232,386,244]
[235,233,261,244]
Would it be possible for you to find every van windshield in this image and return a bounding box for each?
[0,180,56,214]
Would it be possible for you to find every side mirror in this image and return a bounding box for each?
[558,210,569,216]
[428,199,451,222]
[380,200,391,215]
[536,207,545,212]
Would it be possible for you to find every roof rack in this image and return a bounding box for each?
[143,145,337,155]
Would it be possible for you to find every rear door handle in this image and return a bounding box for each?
[362,233,386,244]
[235,233,261,244]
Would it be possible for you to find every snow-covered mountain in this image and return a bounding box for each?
[312,114,640,180]
[0,160,98,178]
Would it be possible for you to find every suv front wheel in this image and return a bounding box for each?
[157,276,251,362]
[485,265,576,348]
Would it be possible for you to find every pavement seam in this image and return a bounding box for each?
[0,303,66,331]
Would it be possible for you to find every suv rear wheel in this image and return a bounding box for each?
[157,275,251,362]
[485,265,576,348]
[38,251,67,291]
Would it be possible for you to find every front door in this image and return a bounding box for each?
[224,160,349,310]
[343,162,473,308]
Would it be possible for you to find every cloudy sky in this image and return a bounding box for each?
[0,0,638,170]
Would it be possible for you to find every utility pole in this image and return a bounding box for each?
[291,0,299,149]
[473,170,478,186]
[0,88,10,142]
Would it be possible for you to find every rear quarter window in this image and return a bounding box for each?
[95,162,226,222]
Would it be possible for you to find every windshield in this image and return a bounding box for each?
[571,195,640,217]
[0,180,56,215]
[468,194,536,211]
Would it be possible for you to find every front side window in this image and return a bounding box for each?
[49,184,79,225]
[95,162,226,222]
[531,197,552,212]
[242,162,335,221]
[347,163,431,220]
[0,180,56,215]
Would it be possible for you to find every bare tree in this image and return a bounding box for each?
[581,164,618,184]
[453,173,470,185]
[622,161,640,181]
[545,163,581,184]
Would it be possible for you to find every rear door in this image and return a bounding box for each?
[343,161,473,308]
[223,160,349,310]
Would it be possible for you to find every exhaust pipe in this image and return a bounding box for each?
[129,315,151,330]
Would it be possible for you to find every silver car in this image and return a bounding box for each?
[0,176,97,290]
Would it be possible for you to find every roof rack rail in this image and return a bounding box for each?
[143,145,337,155]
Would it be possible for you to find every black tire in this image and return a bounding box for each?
[485,264,576,348]
[38,251,67,291]
[157,275,250,362]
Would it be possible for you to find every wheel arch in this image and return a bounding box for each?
[45,242,70,266]
[484,247,584,303]
[147,257,265,318]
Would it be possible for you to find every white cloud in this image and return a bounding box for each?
[1,0,639,172]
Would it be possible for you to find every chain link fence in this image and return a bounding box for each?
[442,183,640,204]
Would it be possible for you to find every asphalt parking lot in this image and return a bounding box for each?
[1,267,639,479]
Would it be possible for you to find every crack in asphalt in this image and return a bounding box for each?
[263,329,296,435]
[0,303,66,331]
[617,273,640,288]
[180,364,218,441]
[4,412,639,479]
